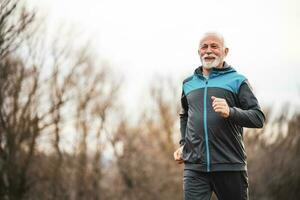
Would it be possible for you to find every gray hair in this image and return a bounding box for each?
[199,32,227,48]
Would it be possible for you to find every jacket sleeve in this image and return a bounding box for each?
[229,80,265,128]
[179,89,188,146]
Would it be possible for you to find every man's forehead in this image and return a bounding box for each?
[200,35,223,45]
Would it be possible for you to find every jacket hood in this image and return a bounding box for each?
[194,62,236,78]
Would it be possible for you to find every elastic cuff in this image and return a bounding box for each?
[229,107,236,119]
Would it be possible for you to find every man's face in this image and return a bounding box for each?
[198,35,228,69]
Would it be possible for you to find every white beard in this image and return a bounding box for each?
[201,55,222,69]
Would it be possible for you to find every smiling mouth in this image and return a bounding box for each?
[204,57,216,61]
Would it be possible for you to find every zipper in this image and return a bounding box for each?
[203,79,210,172]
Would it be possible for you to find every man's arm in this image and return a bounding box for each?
[229,80,265,128]
[179,90,188,146]
[174,90,188,164]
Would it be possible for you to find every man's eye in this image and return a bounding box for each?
[211,45,219,49]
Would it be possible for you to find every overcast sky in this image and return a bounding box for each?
[30,0,300,114]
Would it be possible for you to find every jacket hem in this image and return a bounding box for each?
[184,163,247,172]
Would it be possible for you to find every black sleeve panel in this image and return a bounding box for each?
[229,81,265,128]
[179,90,188,146]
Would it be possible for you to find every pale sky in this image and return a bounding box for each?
[29,0,300,115]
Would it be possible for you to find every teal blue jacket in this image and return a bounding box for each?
[180,62,265,172]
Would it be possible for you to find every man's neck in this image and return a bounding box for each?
[202,68,211,76]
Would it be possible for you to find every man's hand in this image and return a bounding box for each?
[211,96,230,118]
[173,146,184,164]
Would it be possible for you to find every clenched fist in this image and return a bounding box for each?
[173,146,184,164]
[211,96,230,118]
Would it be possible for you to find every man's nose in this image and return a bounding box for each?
[206,46,212,54]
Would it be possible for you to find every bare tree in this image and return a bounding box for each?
[0,1,36,199]
[1,1,121,199]
[147,77,180,155]
[246,107,300,200]
[0,0,34,59]
[0,57,39,200]
[104,77,184,200]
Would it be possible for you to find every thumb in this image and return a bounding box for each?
[211,96,216,101]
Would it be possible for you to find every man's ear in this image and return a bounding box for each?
[224,48,229,56]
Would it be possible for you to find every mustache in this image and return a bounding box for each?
[202,54,218,59]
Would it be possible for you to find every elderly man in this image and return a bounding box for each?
[173,32,265,200]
